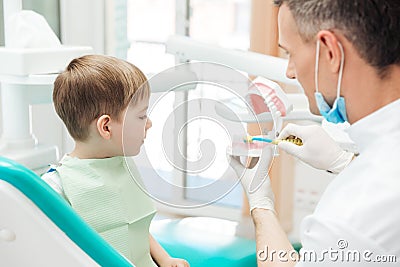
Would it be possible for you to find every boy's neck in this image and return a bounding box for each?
[69,140,116,159]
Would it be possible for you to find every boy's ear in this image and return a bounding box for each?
[96,115,112,140]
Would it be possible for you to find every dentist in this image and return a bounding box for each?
[230,0,400,266]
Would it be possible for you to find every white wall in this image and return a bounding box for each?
[31,103,74,159]
[60,0,105,54]
[60,0,129,59]
[0,0,128,165]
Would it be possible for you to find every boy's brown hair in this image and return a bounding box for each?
[53,55,149,141]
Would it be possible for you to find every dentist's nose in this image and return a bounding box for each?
[286,59,296,79]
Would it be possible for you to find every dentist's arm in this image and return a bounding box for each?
[278,124,354,174]
[229,147,297,266]
[252,209,297,267]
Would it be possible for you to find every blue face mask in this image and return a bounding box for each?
[314,40,348,123]
[314,92,348,123]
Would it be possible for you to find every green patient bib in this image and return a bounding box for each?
[56,155,157,267]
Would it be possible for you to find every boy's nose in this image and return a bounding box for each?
[146,118,152,130]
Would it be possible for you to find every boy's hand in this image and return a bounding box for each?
[160,257,189,267]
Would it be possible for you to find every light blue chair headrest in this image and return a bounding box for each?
[0,156,133,267]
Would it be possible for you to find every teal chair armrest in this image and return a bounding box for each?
[0,156,133,267]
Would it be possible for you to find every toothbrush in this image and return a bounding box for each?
[244,135,303,146]
[243,136,278,144]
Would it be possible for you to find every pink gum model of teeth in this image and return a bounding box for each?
[226,77,293,157]
[246,77,292,118]
[227,138,271,158]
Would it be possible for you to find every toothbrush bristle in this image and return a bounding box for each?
[271,139,280,145]
[243,136,253,143]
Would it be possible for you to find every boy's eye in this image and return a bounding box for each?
[139,115,148,120]
[280,47,290,57]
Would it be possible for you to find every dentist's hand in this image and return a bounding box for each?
[277,123,354,174]
[228,146,275,213]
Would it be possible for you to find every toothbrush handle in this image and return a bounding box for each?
[252,137,274,143]
[274,136,303,146]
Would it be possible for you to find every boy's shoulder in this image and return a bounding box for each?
[41,167,67,199]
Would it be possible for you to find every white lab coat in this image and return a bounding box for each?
[297,99,400,266]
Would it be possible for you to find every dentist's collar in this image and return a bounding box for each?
[347,99,400,153]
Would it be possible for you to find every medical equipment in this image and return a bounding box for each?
[246,76,293,134]
[244,135,277,144]
[223,76,304,157]
[276,135,303,146]
[0,156,133,266]
[0,0,92,174]
[166,36,297,85]
[244,135,303,146]
[151,217,257,267]
[226,134,303,158]
[227,135,270,158]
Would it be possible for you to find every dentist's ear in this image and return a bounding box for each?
[96,115,112,140]
[317,30,344,74]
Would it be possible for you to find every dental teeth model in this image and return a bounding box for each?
[246,76,293,134]
[227,77,295,157]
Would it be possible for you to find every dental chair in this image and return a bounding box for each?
[0,155,257,267]
[0,156,133,267]
[151,217,257,267]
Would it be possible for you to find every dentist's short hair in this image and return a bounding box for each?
[53,55,149,141]
[274,0,400,78]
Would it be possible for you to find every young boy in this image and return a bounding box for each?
[42,55,189,267]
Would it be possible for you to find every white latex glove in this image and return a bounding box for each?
[228,146,275,212]
[277,123,354,174]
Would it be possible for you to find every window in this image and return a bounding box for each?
[127,0,252,220]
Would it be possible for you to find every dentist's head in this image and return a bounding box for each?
[275,0,400,124]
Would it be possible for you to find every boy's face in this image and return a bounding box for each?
[117,97,152,156]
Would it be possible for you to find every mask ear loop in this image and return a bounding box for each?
[336,42,345,100]
[315,40,321,93]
